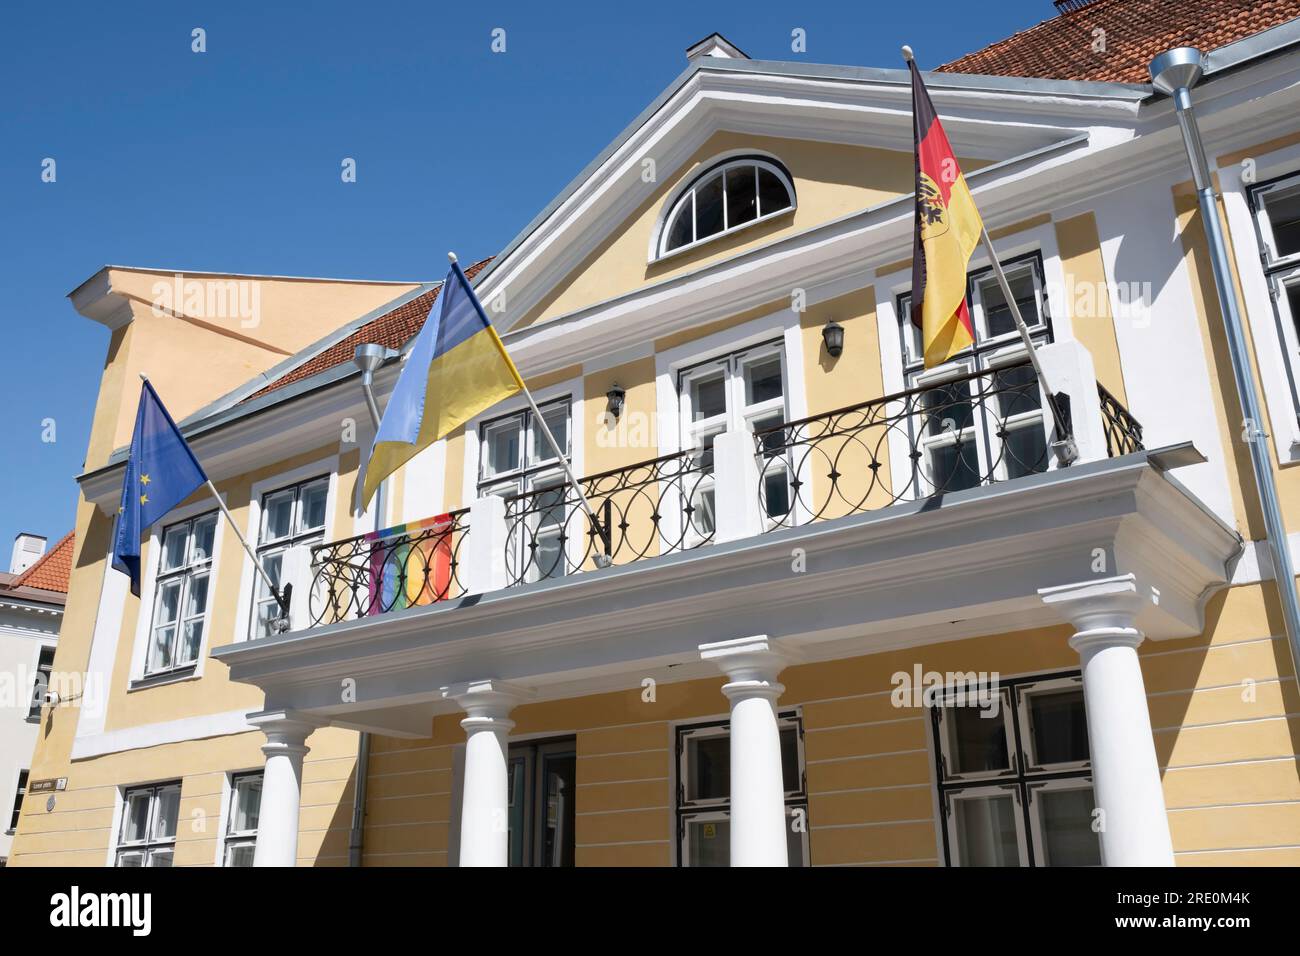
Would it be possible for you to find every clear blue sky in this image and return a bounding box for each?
[0,0,1052,553]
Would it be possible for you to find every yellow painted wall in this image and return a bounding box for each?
[1054,212,1128,403]
[517,132,923,328]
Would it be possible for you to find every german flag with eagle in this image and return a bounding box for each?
[909,58,984,368]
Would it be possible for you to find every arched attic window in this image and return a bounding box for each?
[658,157,795,258]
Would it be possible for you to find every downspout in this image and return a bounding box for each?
[347,343,393,867]
[1149,48,1300,678]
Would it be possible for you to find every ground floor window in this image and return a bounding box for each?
[675,711,809,866]
[929,671,1100,866]
[115,781,181,867]
[222,772,263,866]
[7,770,28,834]
[507,738,576,867]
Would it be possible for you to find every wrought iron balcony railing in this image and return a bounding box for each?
[754,362,1063,529]
[308,509,470,626]
[502,447,714,587]
[305,350,1144,628]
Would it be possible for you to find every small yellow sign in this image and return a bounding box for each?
[703,823,716,839]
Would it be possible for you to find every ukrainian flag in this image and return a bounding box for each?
[361,259,523,508]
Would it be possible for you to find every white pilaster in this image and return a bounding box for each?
[1039,574,1175,866]
[700,635,797,866]
[465,495,509,594]
[712,429,764,543]
[248,709,324,868]
[443,679,532,867]
[1034,339,1108,466]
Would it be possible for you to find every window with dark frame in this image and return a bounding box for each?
[897,253,1054,495]
[8,770,28,833]
[27,645,55,719]
[115,781,181,867]
[506,738,576,867]
[675,712,809,866]
[930,671,1100,867]
[146,512,217,676]
[222,771,262,866]
[477,398,572,583]
[1248,172,1300,422]
[252,477,328,639]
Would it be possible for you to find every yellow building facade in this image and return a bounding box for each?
[13,26,1300,867]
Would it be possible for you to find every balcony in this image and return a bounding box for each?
[307,342,1147,629]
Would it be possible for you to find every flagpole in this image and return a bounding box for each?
[448,252,613,564]
[138,373,292,617]
[902,46,1076,464]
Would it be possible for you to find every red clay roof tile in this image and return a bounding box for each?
[937,0,1299,84]
[8,530,74,594]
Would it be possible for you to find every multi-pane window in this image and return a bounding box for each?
[27,645,54,719]
[930,672,1100,867]
[1249,173,1300,421]
[660,158,795,257]
[222,772,262,866]
[147,513,217,676]
[676,712,809,866]
[8,770,28,833]
[252,478,328,638]
[115,782,181,867]
[898,254,1052,494]
[677,342,790,535]
[506,739,576,867]
[478,399,571,583]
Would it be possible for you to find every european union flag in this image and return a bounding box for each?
[112,380,209,595]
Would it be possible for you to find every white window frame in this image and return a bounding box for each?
[27,643,55,720]
[943,782,1032,867]
[889,253,1055,499]
[1221,150,1300,462]
[1014,675,1090,774]
[140,511,218,680]
[113,781,181,867]
[655,156,796,261]
[128,496,226,686]
[676,339,792,540]
[1025,775,1099,867]
[477,397,575,585]
[674,710,808,867]
[251,475,330,639]
[216,770,263,867]
[234,458,339,643]
[930,670,1097,868]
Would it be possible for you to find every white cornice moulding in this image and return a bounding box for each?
[71,708,255,760]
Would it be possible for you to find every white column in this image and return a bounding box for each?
[1040,574,1175,866]
[443,680,531,867]
[248,709,323,868]
[700,635,796,866]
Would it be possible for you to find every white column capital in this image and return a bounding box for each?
[700,635,798,691]
[1038,573,1152,633]
[247,708,326,754]
[443,679,533,719]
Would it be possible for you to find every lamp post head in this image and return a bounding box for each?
[1149,47,1203,95]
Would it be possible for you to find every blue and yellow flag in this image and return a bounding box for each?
[361,260,523,507]
[112,381,209,595]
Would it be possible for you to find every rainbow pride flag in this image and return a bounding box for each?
[366,513,455,615]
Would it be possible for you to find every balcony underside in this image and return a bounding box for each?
[212,443,1241,737]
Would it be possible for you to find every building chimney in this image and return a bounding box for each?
[686,33,750,63]
[10,533,47,575]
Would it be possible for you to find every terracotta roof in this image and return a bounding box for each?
[7,531,74,595]
[248,257,494,400]
[937,0,1300,84]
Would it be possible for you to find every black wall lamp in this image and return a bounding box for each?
[821,318,844,358]
[606,384,626,420]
